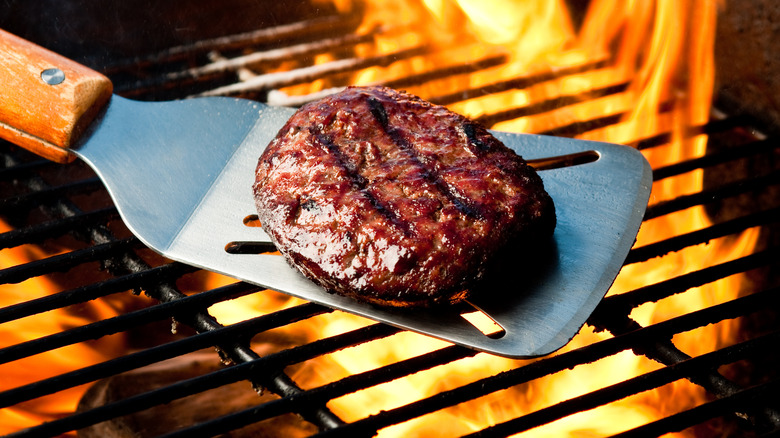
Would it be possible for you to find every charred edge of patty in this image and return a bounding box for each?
[342,288,471,308]
[270,234,472,308]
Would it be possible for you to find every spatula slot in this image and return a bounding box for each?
[243,214,262,227]
[461,301,506,339]
[527,150,600,171]
[225,241,277,255]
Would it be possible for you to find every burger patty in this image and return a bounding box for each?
[253,86,555,307]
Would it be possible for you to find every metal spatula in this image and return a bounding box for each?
[0,29,651,358]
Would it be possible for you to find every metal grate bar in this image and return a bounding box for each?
[0,280,263,367]
[0,207,119,249]
[539,101,676,138]
[596,247,780,317]
[0,237,143,284]
[105,14,363,73]
[645,169,780,220]
[0,297,326,410]
[9,321,395,437]
[160,288,347,430]
[0,177,104,214]
[462,332,780,438]
[590,310,780,430]
[627,206,780,264]
[121,28,379,96]
[0,262,195,324]
[610,378,780,438]
[375,53,509,92]
[632,115,752,150]
[197,46,430,97]
[652,137,780,181]
[160,343,477,438]
[265,51,512,107]
[2,144,349,431]
[474,83,630,127]
[429,58,611,106]
[307,287,777,437]
[0,158,58,180]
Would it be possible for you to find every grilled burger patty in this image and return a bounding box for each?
[253,86,555,307]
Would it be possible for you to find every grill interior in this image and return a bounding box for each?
[1,1,780,437]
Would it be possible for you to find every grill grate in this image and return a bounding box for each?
[2,5,780,437]
[0,153,346,433]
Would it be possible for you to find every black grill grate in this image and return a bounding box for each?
[2,4,780,437]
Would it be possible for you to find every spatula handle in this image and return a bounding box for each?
[0,29,113,163]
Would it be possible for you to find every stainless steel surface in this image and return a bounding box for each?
[74,95,651,358]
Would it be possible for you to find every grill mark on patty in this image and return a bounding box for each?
[254,86,555,307]
[367,96,484,219]
[307,125,413,237]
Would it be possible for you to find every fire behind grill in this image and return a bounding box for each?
[2,2,780,437]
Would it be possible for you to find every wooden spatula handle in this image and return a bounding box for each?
[0,29,113,163]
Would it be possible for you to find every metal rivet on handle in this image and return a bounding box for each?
[41,68,66,85]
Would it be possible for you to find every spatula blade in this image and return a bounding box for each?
[72,95,281,252]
